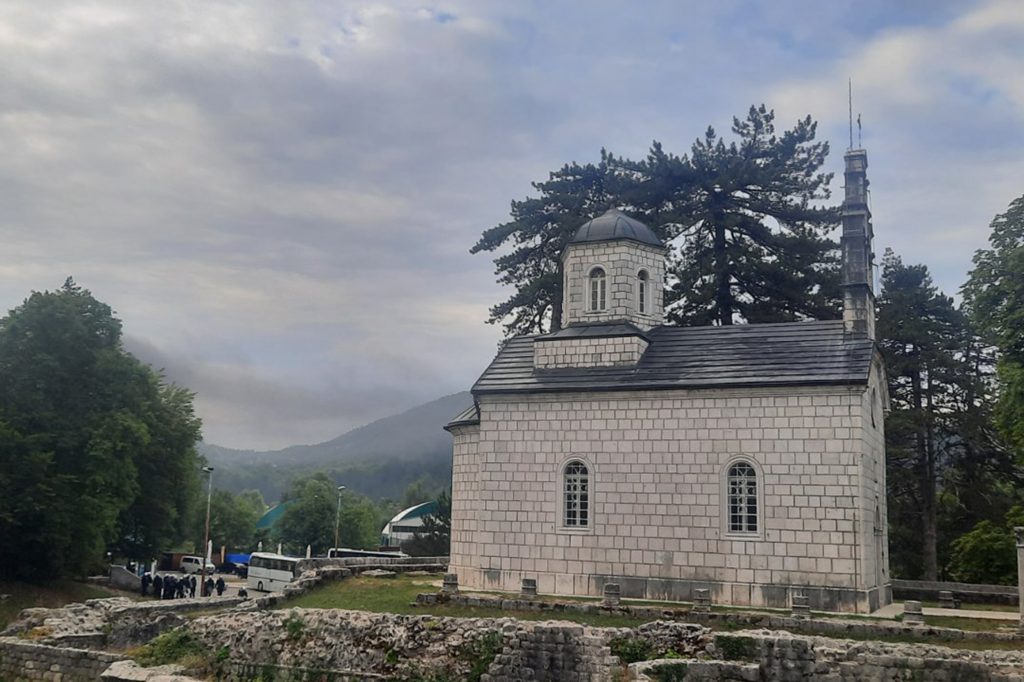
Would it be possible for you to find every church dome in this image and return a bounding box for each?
[570,208,662,247]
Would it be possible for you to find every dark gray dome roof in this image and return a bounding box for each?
[570,208,662,247]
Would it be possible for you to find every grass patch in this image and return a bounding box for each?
[281,575,650,628]
[0,581,122,629]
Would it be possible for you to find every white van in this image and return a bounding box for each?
[179,556,214,574]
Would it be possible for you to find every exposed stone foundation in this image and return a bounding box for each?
[416,590,1024,644]
[630,630,1024,681]
[0,638,125,682]
[458,565,883,613]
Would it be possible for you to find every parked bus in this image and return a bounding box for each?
[247,552,299,592]
[326,548,408,559]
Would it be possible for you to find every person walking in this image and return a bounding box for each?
[189,575,197,598]
[215,576,226,596]
[141,573,151,597]
[152,574,163,599]
[204,576,215,597]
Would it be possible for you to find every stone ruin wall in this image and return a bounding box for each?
[0,638,123,682]
[3,563,1024,681]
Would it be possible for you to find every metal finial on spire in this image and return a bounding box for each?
[848,79,853,150]
[857,113,862,148]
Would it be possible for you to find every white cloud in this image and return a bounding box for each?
[0,0,1019,447]
[765,0,1024,293]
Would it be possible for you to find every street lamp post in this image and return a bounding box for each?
[201,466,214,596]
[334,485,346,551]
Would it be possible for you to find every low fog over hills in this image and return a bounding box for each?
[199,391,473,503]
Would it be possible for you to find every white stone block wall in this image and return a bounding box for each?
[561,241,665,329]
[450,423,480,570]
[534,336,648,369]
[855,359,890,609]
[449,385,886,612]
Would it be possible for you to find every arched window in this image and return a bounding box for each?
[589,267,606,312]
[727,461,758,533]
[637,270,649,313]
[563,460,589,527]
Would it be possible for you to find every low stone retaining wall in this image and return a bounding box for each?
[2,596,245,651]
[182,610,1024,681]
[893,578,1019,606]
[107,567,140,593]
[295,555,447,573]
[417,591,1024,644]
[0,637,125,682]
[741,631,1024,681]
[186,608,603,681]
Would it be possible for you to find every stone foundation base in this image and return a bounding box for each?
[451,565,890,614]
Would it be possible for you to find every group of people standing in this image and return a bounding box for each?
[140,572,232,599]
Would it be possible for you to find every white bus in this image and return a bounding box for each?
[247,552,300,592]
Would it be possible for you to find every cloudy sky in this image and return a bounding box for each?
[2,0,1022,450]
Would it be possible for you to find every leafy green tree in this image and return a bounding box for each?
[337,494,381,550]
[0,279,203,579]
[275,473,336,555]
[963,194,1024,453]
[275,473,380,554]
[203,488,265,553]
[948,507,1024,584]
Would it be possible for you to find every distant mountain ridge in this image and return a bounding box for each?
[199,391,473,502]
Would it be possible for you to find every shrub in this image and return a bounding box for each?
[948,507,1024,585]
[458,631,503,682]
[133,629,208,667]
[283,612,305,642]
[609,636,654,664]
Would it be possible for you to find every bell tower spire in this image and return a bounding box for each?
[841,145,876,339]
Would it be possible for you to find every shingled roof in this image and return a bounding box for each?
[472,320,874,395]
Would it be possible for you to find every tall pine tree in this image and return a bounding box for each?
[877,250,969,580]
[625,105,841,325]
[473,106,840,337]
[471,155,625,336]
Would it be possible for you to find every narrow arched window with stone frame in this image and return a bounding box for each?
[637,269,649,314]
[727,461,758,533]
[589,267,606,312]
[563,460,590,527]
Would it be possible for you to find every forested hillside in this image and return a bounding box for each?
[199,392,472,503]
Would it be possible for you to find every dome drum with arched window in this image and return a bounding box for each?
[561,208,667,331]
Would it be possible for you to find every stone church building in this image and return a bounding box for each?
[446,147,891,613]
